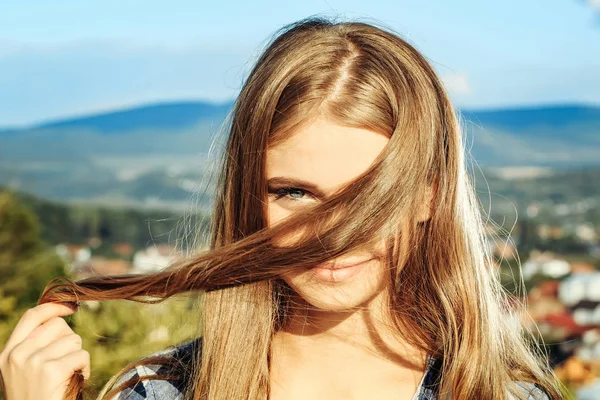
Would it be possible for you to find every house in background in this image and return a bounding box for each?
[522,251,570,280]
[560,272,600,327]
[557,272,600,377]
[112,242,134,258]
[74,257,132,279]
[132,244,181,274]
[55,244,92,273]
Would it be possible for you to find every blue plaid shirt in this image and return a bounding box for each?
[110,337,550,399]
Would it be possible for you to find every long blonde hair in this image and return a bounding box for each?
[39,16,564,399]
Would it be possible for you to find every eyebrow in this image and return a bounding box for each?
[266,176,328,198]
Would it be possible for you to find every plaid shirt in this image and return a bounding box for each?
[109,337,550,399]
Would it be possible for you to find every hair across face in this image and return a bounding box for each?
[266,116,391,311]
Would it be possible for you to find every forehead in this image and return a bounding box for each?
[265,117,389,195]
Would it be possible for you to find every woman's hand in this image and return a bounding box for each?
[0,302,91,400]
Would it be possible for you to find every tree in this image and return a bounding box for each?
[0,191,67,344]
[0,190,202,399]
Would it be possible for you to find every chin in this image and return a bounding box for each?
[282,258,388,312]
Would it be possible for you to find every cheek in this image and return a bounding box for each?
[267,201,311,247]
[266,200,288,227]
[268,199,390,265]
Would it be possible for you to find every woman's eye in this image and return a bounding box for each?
[286,188,306,199]
[269,187,312,201]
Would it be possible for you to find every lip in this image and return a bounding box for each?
[319,257,374,269]
[312,257,374,282]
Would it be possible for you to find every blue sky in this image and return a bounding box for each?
[0,0,599,126]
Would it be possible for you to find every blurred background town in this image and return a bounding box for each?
[1,1,599,399]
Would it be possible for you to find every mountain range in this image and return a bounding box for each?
[2,101,599,165]
[0,101,598,208]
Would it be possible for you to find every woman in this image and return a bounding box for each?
[0,17,564,400]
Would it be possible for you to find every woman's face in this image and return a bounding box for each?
[265,116,391,312]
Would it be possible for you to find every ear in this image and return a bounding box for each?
[416,183,435,223]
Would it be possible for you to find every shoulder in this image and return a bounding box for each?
[418,356,551,400]
[107,337,202,400]
[511,381,551,400]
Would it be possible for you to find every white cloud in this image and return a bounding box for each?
[442,73,471,95]
[588,0,600,10]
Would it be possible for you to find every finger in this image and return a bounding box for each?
[6,333,83,381]
[23,317,75,351]
[27,334,83,370]
[2,303,76,354]
[52,349,91,381]
[24,317,74,345]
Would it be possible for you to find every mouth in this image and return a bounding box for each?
[318,257,374,269]
[312,257,374,282]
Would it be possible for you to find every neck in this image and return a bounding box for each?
[273,288,426,369]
